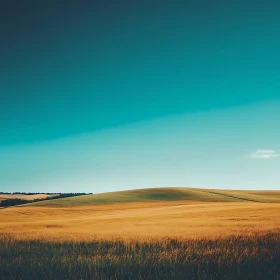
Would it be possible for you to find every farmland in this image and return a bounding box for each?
[0,193,55,203]
[1,187,280,279]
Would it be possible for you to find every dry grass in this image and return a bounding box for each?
[1,230,280,279]
[1,201,280,240]
[1,188,280,279]
[0,194,55,202]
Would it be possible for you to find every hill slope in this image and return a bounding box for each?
[27,187,280,207]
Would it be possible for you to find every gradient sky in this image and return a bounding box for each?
[1,1,280,192]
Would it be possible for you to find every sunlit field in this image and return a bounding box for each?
[1,188,280,279]
[0,193,54,203]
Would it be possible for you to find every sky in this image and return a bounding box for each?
[1,1,280,192]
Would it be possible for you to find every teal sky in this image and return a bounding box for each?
[1,1,280,192]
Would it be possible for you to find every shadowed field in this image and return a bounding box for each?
[1,231,280,280]
[1,187,280,279]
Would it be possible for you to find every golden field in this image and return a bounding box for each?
[1,202,280,241]
[1,187,280,240]
[1,187,280,279]
[0,193,54,203]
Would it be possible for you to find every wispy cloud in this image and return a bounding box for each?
[250,150,278,159]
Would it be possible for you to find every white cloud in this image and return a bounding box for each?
[250,150,278,159]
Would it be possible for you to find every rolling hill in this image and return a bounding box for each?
[1,187,280,242]
[26,187,280,207]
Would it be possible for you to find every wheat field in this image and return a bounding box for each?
[0,193,54,203]
[1,187,280,279]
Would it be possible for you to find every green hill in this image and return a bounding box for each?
[25,187,280,207]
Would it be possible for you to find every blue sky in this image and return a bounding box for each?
[1,1,280,192]
[1,100,279,192]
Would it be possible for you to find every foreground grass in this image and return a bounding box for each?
[1,231,280,280]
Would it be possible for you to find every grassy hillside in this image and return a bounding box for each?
[26,187,280,207]
[206,189,280,203]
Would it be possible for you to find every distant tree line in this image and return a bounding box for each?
[44,193,89,200]
[0,193,90,208]
[0,192,93,195]
[0,198,33,207]
[0,192,55,195]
